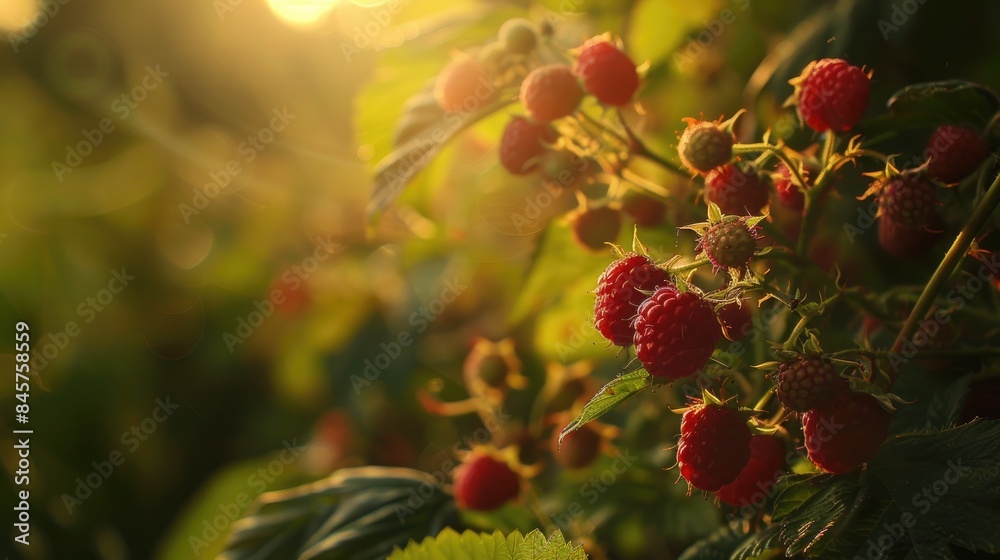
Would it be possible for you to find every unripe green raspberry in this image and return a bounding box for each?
[678,120,734,175]
[499,18,538,54]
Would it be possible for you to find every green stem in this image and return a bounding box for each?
[753,389,774,412]
[616,111,688,178]
[888,169,1000,385]
[668,257,711,274]
[733,143,808,192]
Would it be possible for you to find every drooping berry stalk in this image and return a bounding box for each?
[888,168,1000,387]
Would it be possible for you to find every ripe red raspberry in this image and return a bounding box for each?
[571,206,622,252]
[498,18,538,54]
[877,173,939,227]
[878,214,945,259]
[593,254,672,346]
[575,39,639,106]
[792,58,870,132]
[773,162,806,211]
[803,391,892,474]
[705,164,770,216]
[452,453,521,511]
[499,116,557,175]
[677,404,752,492]
[698,216,761,272]
[552,425,601,470]
[926,125,991,184]
[434,56,495,114]
[774,355,847,413]
[520,64,584,122]
[677,120,734,175]
[716,302,752,342]
[634,287,721,380]
[716,435,786,508]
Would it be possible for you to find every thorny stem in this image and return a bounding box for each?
[733,143,809,193]
[616,111,689,178]
[888,168,1000,386]
[781,292,842,351]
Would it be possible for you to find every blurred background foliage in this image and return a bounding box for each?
[1,0,999,558]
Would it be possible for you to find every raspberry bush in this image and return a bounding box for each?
[212,6,1000,560]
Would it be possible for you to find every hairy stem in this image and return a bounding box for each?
[888,168,1000,385]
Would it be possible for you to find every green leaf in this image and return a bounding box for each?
[771,474,834,522]
[217,466,455,560]
[677,523,750,560]
[368,94,514,222]
[861,80,1000,137]
[730,525,783,560]
[558,369,651,446]
[869,421,1000,558]
[923,374,973,431]
[387,528,587,560]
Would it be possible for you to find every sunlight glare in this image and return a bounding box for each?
[0,0,37,32]
[266,0,340,28]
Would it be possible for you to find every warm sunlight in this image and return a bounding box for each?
[265,0,339,27]
[0,0,37,32]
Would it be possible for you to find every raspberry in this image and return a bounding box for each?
[803,391,892,474]
[552,425,601,470]
[520,64,584,122]
[773,162,806,211]
[452,453,521,511]
[716,435,786,508]
[575,39,640,106]
[677,120,734,175]
[499,116,557,175]
[877,173,939,227]
[878,214,944,259]
[434,56,495,114]
[677,404,752,492]
[498,18,538,54]
[774,355,846,413]
[716,302,752,342]
[705,164,769,216]
[622,192,667,227]
[926,125,991,184]
[792,58,870,132]
[697,216,760,272]
[571,206,622,252]
[593,254,672,346]
[634,287,721,380]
